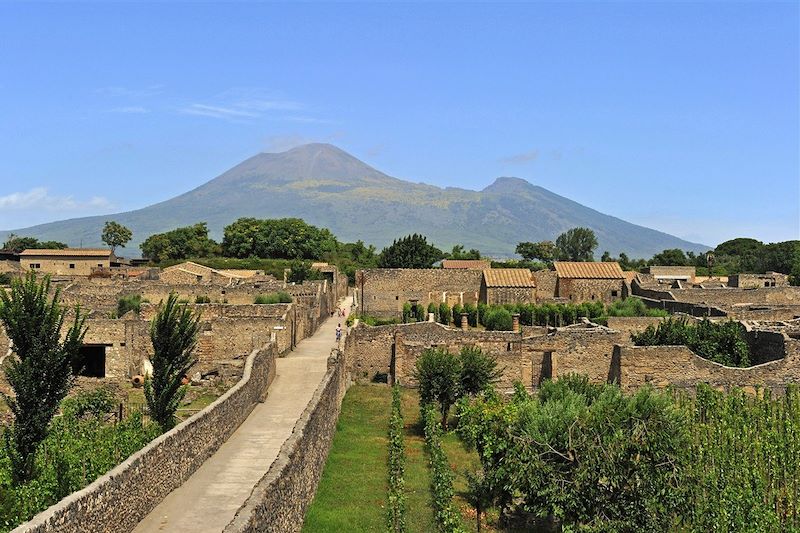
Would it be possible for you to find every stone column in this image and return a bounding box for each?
[512,313,520,333]
[460,313,469,330]
[428,312,435,323]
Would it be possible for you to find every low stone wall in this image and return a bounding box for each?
[13,342,278,533]
[224,349,349,533]
[605,316,667,335]
[617,339,800,394]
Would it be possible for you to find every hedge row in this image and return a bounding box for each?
[386,385,406,532]
[423,405,465,533]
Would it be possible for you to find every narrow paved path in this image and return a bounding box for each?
[133,297,351,533]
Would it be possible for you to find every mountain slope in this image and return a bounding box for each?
[0,144,708,257]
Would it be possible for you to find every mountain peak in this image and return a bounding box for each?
[483,176,535,194]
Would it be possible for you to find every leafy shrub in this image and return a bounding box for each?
[414,348,461,430]
[386,385,406,532]
[423,405,466,533]
[253,292,292,304]
[632,317,751,367]
[438,303,450,325]
[459,347,501,396]
[456,377,691,531]
[194,295,211,304]
[464,303,477,327]
[451,304,463,326]
[61,388,116,420]
[427,302,438,322]
[415,303,426,323]
[606,297,668,318]
[483,308,513,331]
[117,295,143,317]
[402,302,413,323]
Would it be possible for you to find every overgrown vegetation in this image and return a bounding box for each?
[0,273,86,482]
[632,316,751,367]
[424,405,465,533]
[456,376,691,531]
[386,385,406,533]
[378,234,445,269]
[145,293,200,431]
[116,294,144,317]
[253,292,292,304]
[415,347,499,429]
[345,313,399,327]
[0,389,158,531]
[1,235,67,254]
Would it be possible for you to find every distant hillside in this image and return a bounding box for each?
[0,143,708,258]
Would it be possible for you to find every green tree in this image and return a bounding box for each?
[101,221,133,253]
[145,293,200,431]
[222,217,337,259]
[650,248,689,266]
[141,223,219,263]
[414,348,461,430]
[447,244,482,260]
[459,347,501,396]
[0,272,86,482]
[555,227,597,261]
[378,234,444,269]
[1,235,67,254]
[483,307,513,331]
[287,260,321,284]
[516,240,556,262]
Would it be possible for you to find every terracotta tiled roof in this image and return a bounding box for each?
[442,259,491,270]
[623,271,637,283]
[19,248,112,257]
[483,268,535,287]
[553,262,624,279]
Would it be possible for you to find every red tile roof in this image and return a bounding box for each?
[553,262,624,279]
[483,268,536,287]
[441,259,491,270]
[19,248,112,257]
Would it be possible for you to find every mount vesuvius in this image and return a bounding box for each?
[0,144,708,258]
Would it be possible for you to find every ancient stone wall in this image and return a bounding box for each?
[13,342,278,533]
[617,338,800,394]
[557,278,625,304]
[223,349,349,533]
[356,269,483,318]
[729,273,790,289]
[484,286,536,305]
[532,270,558,300]
[604,316,667,335]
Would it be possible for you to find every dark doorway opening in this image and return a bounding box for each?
[74,345,106,378]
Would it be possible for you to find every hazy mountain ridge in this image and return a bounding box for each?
[0,143,708,257]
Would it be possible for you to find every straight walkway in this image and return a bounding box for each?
[133,298,352,533]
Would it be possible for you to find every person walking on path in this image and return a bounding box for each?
[335,323,342,343]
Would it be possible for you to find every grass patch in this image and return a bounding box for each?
[303,384,392,532]
[304,385,436,532]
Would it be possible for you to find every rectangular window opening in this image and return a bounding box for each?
[74,345,106,378]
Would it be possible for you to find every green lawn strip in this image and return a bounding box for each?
[303,384,391,532]
[400,389,437,532]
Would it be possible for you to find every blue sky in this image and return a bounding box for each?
[0,1,797,248]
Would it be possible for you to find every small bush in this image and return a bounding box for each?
[483,308,513,331]
[632,317,751,367]
[194,295,211,304]
[423,405,465,533]
[117,295,142,317]
[438,302,451,325]
[386,385,406,532]
[253,292,292,305]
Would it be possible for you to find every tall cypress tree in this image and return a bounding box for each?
[0,272,86,482]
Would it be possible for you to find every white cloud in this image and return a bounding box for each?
[0,187,113,212]
[180,103,260,119]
